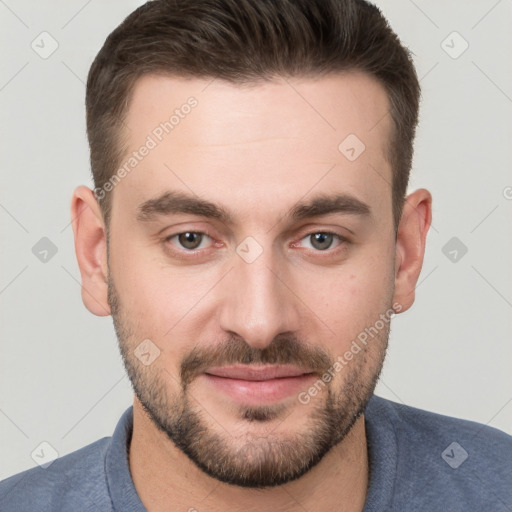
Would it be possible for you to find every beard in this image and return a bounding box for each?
[107,272,390,489]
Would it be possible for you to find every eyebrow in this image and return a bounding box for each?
[136,190,371,225]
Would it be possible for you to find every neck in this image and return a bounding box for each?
[129,398,369,512]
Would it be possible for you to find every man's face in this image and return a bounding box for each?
[107,72,397,487]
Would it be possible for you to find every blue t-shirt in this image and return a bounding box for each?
[1,395,511,511]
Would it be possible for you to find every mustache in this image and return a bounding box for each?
[180,335,333,389]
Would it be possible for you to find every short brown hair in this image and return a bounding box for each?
[86,0,420,230]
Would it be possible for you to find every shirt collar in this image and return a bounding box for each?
[105,406,147,512]
[362,395,398,511]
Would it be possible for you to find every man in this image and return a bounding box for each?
[1,0,510,510]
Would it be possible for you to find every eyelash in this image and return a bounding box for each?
[163,230,349,259]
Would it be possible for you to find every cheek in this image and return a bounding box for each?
[306,251,394,341]
[109,240,222,360]
[115,262,213,329]
[109,224,197,318]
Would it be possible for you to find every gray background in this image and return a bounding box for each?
[1,0,511,479]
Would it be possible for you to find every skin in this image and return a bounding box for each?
[71,72,431,512]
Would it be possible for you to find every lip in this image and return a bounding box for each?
[201,365,317,405]
[205,364,314,380]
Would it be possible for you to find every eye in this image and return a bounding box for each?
[297,232,345,251]
[167,232,212,251]
[163,230,347,257]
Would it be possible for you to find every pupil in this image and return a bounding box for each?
[311,233,333,250]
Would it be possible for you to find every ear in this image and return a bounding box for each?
[392,188,432,314]
[70,186,111,316]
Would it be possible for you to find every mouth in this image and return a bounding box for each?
[205,364,315,380]
[202,365,318,405]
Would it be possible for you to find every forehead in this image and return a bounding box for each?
[115,72,393,223]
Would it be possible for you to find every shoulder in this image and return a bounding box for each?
[366,395,512,510]
[0,437,114,512]
[369,395,512,461]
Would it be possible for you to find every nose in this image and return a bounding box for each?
[218,244,301,350]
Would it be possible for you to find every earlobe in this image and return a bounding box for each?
[70,186,111,317]
[392,188,432,313]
